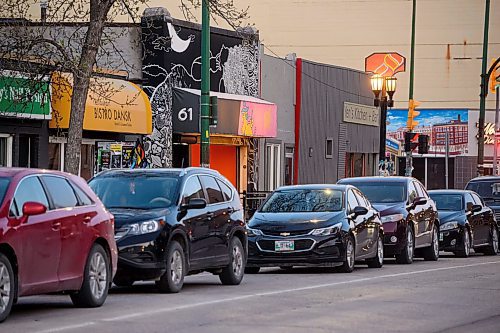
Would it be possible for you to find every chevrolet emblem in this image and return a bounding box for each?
[280,232,291,237]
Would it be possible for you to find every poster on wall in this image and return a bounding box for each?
[386,109,469,156]
[100,151,111,170]
[122,145,134,168]
[111,154,122,169]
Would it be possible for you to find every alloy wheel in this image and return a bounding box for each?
[89,252,107,300]
[170,250,183,285]
[346,239,355,269]
[232,243,243,278]
[377,237,384,266]
[464,230,470,256]
[0,262,10,314]
[493,229,499,254]
[407,229,414,260]
[433,228,439,256]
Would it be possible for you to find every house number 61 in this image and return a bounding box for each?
[178,108,193,121]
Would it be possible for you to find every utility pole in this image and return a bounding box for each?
[405,0,417,177]
[494,83,500,175]
[445,131,449,189]
[477,0,490,176]
[200,0,211,168]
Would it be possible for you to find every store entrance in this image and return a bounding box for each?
[18,135,37,168]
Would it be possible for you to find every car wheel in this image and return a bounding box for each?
[483,227,499,256]
[339,235,355,273]
[455,228,471,258]
[0,253,14,323]
[156,241,185,293]
[70,244,110,308]
[244,267,260,274]
[423,225,440,261]
[279,266,294,271]
[113,277,135,288]
[219,237,245,285]
[367,234,384,268]
[395,226,414,264]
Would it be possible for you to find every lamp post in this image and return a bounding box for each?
[371,75,397,174]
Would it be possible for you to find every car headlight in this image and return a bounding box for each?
[115,220,162,240]
[440,221,459,231]
[309,223,342,236]
[381,214,404,223]
[247,227,263,237]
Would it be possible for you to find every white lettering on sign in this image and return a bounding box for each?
[178,107,193,122]
[343,102,380,127]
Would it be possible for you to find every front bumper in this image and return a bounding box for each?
[247,234,347,267]
[115,240,166,281]
[381,221,408,256]
[439,227,463,251]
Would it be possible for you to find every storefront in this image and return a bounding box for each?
[0,71,51,168]
[48,72,152,179]
[171,88,277,191]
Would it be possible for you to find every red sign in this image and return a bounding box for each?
[365,53,406,77]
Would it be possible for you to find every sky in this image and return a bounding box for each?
[387,109,469,132]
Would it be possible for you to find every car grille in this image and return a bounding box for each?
[257,239,315,252]
[261,229,311,237]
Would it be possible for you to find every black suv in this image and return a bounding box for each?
[338,177,439,264]
[89,168,247,293]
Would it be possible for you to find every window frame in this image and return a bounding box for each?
[70,182,95,207]
[325,137,334,159]
[39,175,80,210]
[9,175,50,218]
[181,175,206,205]
[347,189,360,212]
[199,175,225,205]
[216,178,234,202]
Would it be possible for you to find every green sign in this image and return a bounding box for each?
[0,74,51,119]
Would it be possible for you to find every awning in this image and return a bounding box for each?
[49,72,152,135]
[172,87,277,138]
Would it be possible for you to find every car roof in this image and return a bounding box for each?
[275,184,352,191]
[0,167,72,179]
[338,176,411,183]
[428,189,471,195]
[467,176,500,183]
[93,167,221,178]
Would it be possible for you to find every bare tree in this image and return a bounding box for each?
[0,0,248,175]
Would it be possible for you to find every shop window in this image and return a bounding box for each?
[48,143,62,171]
[80,144,94,180]
[325,138,334,159]
[284,147,294,186]
[266,143,281,191]
[0,136,11,167]
[18,135,36,168]
[346,153,366,178]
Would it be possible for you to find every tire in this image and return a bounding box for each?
[219,237,245,285]
[156,241,186,293]
[395,226,414,264]
[0,253,15,323]
[339,235,355,273]
[279,266,294,271]
[244,267,260,274]
[70,244,110,308]
[113,277,135,287]
[423,224,440,261]
[483,227,499,256]
[455,228,471,258]
[367,234,384,268]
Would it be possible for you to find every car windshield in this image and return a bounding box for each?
[350,183,406,203]
[89,174,179,209]
[260,189,343,213]
[430,194,463,211]
[466,181,500,201]
[0,177,10,205]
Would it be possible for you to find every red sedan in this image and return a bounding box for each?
[0,168,117,322]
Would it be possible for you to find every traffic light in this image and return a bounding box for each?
[418,134,429,154]
[404,132,419,152]
[407,99,420,131]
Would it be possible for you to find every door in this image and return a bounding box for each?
[415,181,435,246]
[199,175,228,262]
[40,175,93,287]
[347,189,364,259]
[353,189,379,258]
[216,178,236,252]
[464,192,481,246]
[180,176,212,266]
[408,181,426,247]
[8,176,61,295]
[471,193,490,245]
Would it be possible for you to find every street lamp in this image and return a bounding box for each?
[370,74,397,173]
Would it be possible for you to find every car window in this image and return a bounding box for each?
[182,176,205,204]
[430,194,463,211]
[217,179,233,201]
[353,190,370,208]
[408,182,418,202]
[42,176,79,209]
[346,182,406,203]
[200,175,224,204]
[415,182,427,198]
[471,193,484,206]
[465,180,500,200]
[10,176,49,217]
[0,177,10,206]
[71,183,94,206]
[464,193,475,210]
[347,190,359,211]
[260,189,343,213]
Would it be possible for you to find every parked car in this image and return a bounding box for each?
[466,176,500,221]
[337,177,439,264]
[428,189,499,257]
[245,184,384,273]
[0,168,117,323]
[88,167,247,293]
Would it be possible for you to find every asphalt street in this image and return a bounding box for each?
[2,253,500,333]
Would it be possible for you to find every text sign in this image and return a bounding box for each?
[343,102,380,127]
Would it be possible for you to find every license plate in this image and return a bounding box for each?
[439,233,443,241]
[275,240,294,252]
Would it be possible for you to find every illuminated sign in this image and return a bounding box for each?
[475,122,499,144]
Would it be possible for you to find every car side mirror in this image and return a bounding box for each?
[352,206,368,217]
[22,202,47,217]
[471,204,482,213]
[413,197,427,207]
[181,198,207,211]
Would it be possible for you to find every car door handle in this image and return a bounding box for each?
[83,216,92,223]
[51,221,61,231]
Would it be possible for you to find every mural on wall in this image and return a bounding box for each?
[387,109,469,155]
[141,10,260,168]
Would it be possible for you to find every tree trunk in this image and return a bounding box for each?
[64,0,114,175]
